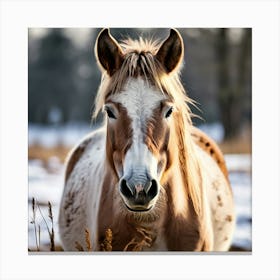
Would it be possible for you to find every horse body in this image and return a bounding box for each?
[59,28,235,251]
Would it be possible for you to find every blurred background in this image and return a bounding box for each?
[28,28,252,252]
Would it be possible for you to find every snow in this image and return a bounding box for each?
[229,170,252,250]
[225,154,251,172]
[28,123,93,148]
[28,158,64,248]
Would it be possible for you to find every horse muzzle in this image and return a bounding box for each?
[119,178,159,212]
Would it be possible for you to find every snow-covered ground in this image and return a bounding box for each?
[28,123,94,148]
[28,124,252,251]
[225,155,251,250]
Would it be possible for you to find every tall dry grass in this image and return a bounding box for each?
[29,198,247,252]
[29,198,57,252]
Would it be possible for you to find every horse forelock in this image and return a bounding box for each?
[93,37,193,119]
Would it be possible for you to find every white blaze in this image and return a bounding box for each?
[112,78,163,178]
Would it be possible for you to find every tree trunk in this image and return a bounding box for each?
[216,29,251,140]
[217,29,234,139]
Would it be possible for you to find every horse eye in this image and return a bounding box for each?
[105,107,117,119]
[164,107,173,118]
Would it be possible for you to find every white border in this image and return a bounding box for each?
[1,0,279,279]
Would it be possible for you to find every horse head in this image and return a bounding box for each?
[95,28,184,213]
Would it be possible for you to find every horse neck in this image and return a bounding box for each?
[170,111,203,217]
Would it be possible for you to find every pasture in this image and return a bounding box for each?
[28,124,251,252]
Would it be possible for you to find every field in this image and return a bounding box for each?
[28,123,252,252]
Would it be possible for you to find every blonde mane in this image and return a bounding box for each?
[93,37,203,216]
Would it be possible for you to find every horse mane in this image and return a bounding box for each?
[93,37,203,216]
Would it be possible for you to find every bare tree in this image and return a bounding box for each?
[216,29,251,140]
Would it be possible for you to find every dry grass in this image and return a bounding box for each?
[29,221,248,252]
[29,199,150,252]
[220,137,251,154]
[85,228,93,251]
[100,229,113,251]
[74,228,93,251]
[220,127,252,154]
[28,144,70,164]
[29,198,56,252]
[30,198,40,251]
[29,199,248,252]
[123,227,152,251]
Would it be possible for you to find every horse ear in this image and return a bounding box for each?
[156,29,184,74]
[95,28,124,76]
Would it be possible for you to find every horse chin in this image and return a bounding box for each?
[120,193,165,223]
[124,202,159,223]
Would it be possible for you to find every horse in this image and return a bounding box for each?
[58,28,235,251]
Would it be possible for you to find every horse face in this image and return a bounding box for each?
[104,78,174,212]
[96,28,183,213]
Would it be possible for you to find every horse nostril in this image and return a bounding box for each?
[120,179,134,198]
[146,179,158,199]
